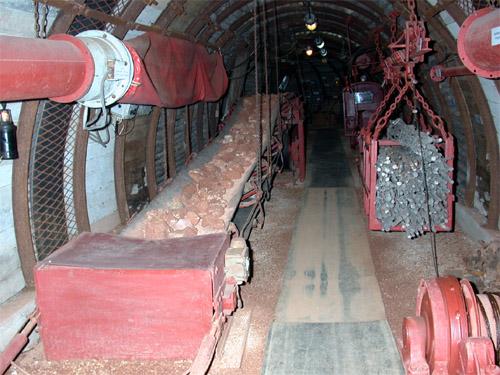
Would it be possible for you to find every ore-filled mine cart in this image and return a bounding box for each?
[359,0,455,238]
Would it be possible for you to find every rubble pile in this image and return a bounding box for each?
[123,95,277,239]
[464,240,500,291]
[375,118,453,238]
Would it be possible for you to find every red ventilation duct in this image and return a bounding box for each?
[0,31,228,108]
[122,32,228,107]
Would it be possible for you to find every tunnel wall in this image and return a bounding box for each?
[0,1,58,304]
[0,0,498,351]
[422,0,500,229]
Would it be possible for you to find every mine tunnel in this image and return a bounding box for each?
[0,0,499,374]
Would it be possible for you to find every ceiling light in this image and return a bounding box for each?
[304,10,317,31]
[320,48,327,57]
[305,46,313,56]
[315,37,324,49]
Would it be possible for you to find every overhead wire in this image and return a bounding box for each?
[262,0,273,189]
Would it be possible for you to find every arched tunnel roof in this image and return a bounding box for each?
[148,0,395,56]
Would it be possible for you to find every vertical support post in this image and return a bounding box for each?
[196,103,205,151]
[73,108,91,232]
[184,105,192,163]
[166,108,177,178]
[207,102,217,141]
[146,106,161,200]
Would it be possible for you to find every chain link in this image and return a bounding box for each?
[364,0,447,142]
[373,81,411,140]
[41,2,48,38]
[414,88,447,138]
[33,0,48,38]
[407,0,418,22]
[363,83,398,141]
[33,0,40,38]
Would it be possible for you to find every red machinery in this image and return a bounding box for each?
[0,31,228,108]
[430,64,472,82]
[31,232,248,369]
[359,0,454,232]
[403,276,500,374]
[429,7,500,82]
[0,232,249,374]
[343,81,384,138]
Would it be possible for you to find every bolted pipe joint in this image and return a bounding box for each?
[72,31,134,108]
[0,31,133,108]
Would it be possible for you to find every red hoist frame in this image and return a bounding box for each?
[359,0,455,232]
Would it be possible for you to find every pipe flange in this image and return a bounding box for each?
[75,31,134,108]
[457,7,500,79]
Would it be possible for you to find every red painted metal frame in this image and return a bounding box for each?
[358,3,455,234]
[429,64,472,82]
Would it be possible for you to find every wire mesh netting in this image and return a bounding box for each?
[28,0,131,261]
[457,0,499,15]
[155,110,168,186]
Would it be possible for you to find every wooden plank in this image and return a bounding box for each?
[219,309,252,369]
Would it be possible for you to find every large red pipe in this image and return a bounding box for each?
[0,32,228,108]
[0,35,94,103]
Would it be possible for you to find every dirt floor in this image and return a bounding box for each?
[10,171,304,375]
[8,132,488,374]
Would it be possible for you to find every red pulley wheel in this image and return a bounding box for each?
[416,277,469,374]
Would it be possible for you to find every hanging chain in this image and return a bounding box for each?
[33,0,48,38]
[41,2,48,38]
[414,88,447,138]
[372,80,411,140]
[33,0,40,38]
[363,83,398,141]
[407,0,418,22]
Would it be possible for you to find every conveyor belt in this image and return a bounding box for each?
[120,95,278,239]
[263,128,404,375]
